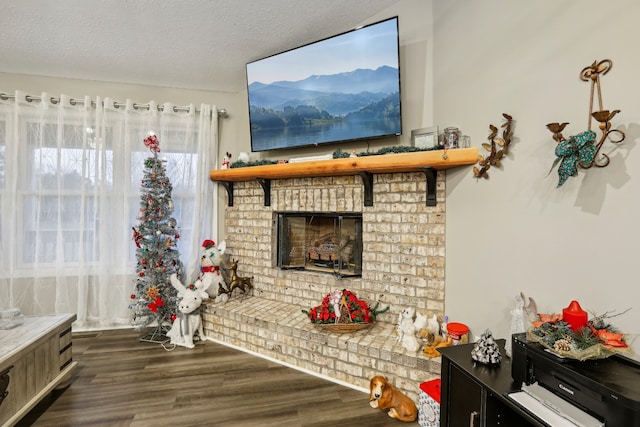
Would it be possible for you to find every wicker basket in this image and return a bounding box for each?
[314,322,372,333]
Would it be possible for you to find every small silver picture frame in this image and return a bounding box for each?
[411,126,439,150]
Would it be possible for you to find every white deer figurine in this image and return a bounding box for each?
[166,273,211,348]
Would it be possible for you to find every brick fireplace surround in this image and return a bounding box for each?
[202,171,446,401]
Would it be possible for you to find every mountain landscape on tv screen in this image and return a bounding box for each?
[249,66,399,116]
[248,66,401,151]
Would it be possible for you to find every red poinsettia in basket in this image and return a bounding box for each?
[302,289,389,332]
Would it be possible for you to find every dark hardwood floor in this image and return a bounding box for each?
[17,328,419,427]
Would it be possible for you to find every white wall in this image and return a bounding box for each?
[433,0,640,358]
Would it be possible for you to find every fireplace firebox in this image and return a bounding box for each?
[276,212,362,277]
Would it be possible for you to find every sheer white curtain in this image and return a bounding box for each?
[0,91,218,330]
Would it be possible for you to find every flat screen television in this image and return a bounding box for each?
[246,17,401,152]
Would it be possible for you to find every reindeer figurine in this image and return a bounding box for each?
[166,273,211,348]
[219,258,253,299]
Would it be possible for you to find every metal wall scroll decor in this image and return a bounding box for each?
[547,59,625,187]
[473,113,514,179]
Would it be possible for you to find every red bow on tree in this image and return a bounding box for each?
[144,135,161,153]
[147,296,164,313]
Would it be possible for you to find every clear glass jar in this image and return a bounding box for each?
[460,135,470,148]
[443,127,459,149]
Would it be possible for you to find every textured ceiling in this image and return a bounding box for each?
[1,0,399,93]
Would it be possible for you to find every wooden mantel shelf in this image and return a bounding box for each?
[210,148,478,181]
[209,148,478,207]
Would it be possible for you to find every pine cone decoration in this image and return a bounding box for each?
[470,329,502,365]
[338,300,352,324]
[554,338,571,352]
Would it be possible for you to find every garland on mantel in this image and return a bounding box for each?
[333,145,442,158]
[229,145,443,169]
[230,159,278,168]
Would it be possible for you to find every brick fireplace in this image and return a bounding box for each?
[202,170,447,400]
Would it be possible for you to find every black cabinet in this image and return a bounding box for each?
[447,363,482,426]
[438,339,545,427]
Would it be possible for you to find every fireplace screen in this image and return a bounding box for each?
[277,212,362,277]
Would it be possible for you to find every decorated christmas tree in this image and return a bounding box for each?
[129,134,183,338]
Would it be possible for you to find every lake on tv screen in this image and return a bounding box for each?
[251,118,400,151]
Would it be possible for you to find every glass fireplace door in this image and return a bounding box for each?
[277,212,362,277]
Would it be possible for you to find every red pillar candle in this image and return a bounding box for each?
[562,300,588,331]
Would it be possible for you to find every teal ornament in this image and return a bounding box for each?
[548,130,597,187]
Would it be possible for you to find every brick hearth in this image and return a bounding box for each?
[203,172,447,400]
[202,295,440,401]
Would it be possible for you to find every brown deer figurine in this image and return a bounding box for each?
[221,258,253,299]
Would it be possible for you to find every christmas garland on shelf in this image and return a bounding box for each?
[230,159,278,168]
[333,145,442,159]
[228,145,445,169]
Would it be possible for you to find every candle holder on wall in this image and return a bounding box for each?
[547,59,625,187]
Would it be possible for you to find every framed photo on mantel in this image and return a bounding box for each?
[411,126,439,150]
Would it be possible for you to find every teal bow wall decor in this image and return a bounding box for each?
[546,59,625,187]
[548,130,596,187]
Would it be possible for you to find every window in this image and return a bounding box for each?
[1,115,200,273]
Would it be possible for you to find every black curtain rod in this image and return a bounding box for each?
[0,92,228,118]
